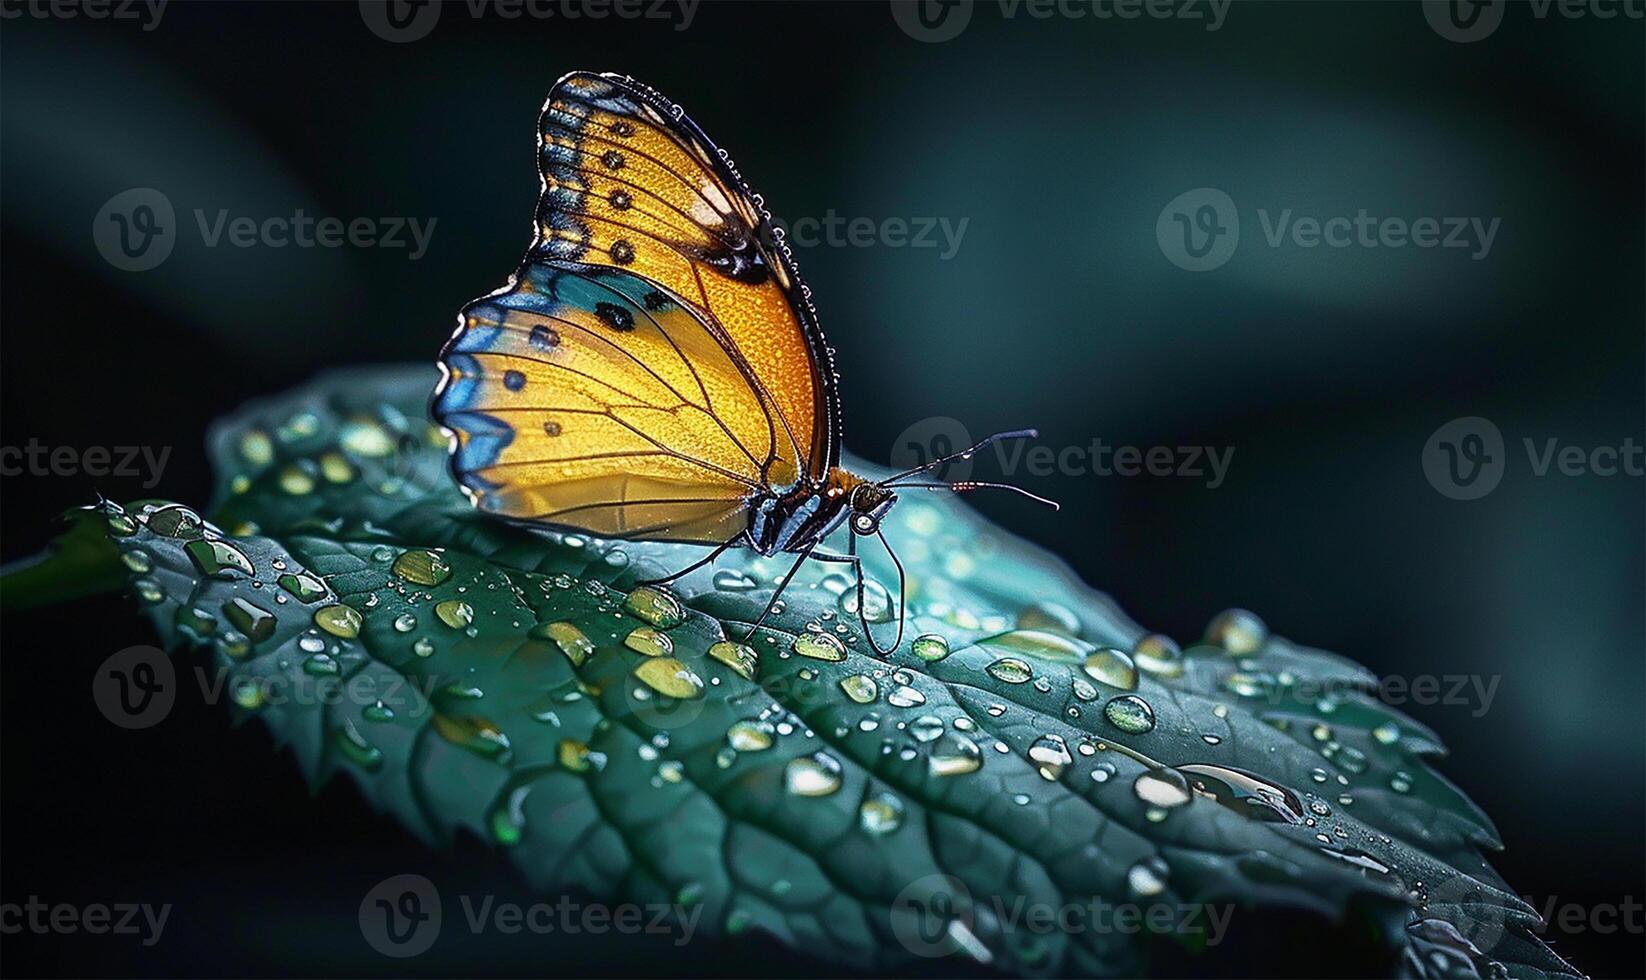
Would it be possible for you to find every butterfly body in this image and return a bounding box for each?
[433,71,1049,651]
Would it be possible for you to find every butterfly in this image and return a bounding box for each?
[432,71,1053,654]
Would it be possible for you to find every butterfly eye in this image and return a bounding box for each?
[851,513,879,535]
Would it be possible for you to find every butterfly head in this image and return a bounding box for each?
[847,482,897,536]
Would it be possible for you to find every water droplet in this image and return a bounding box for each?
[1132,633,1184,676]
[1205,608,1267,654]
[218,630,250,659]
[1390,771,1413,793]
[121,550,152,574]
[624,585,685,628]
[657,759,685,783]
[531,621,594,667]
[1091,762,1116,784]
[624,626,674,657]
[910,633,950,662]
[434,600,474,629]
[727,719,774,751]
[238,429,275,465]
[318,451,355,484]
[391,549,452,587]
[1222,671,1275,698]
[839,580,895,623]
[313,604,362,639]
[1372,723,1400,745]
[230,676,264,709]
[1127,858,1169,897]
[1133,769,1192,808]
[106,512,139,537]
[1103,695,1156,734]
[985,657,1033,684]
[221,598,275,643]
[634,657,705,699]
[785,753,842,797]
[1071,677,1099,701]
[886,685,925,708]
[1017,600,1081,636]
[363,700,396,722]
[859,792,905,835]
[1028,734,1073,780]
[557,738,601,772]
[840,674,878,704]
[175,605,217,637]
[909,715,945,743]
[277,572,326,603]
[792,632,846,662]
[146,504,205,539]
[413,637,435,657]
[1082,647,1139,690]
[298,634,326,654]
[928,732,982,776]
[303,653,340,676]
[712,569,758,592]
[707,640,758,681]
[277,464,316,496]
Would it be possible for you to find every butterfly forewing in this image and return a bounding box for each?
[435,71,841,545]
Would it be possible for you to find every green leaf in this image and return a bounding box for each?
[46,366,1578,977]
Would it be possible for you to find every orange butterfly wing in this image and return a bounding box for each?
[433,72,840,543]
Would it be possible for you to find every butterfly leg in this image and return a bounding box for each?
[633,535,741,587]
[809,539,907,656]
[743,540,817,640]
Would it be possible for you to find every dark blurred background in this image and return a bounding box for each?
[1,1,1641,977]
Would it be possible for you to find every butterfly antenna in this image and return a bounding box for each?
[895,480,1061,511]
[880,428,1040,483]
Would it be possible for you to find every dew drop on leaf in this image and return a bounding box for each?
[928,732,983,776]
[1205,608,1268,655]
[623,585,685,628]
[785,752,842,797]
[1103,695,1156,734]
[1082,647,1139,690]
[985,657,1033,684]
[391,549,452,586]
[624,626,674,657]
[840,674,878,704]
[911,633,950,662]
[707,640,759,681]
